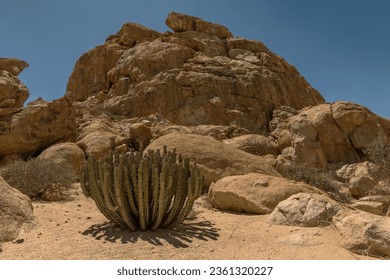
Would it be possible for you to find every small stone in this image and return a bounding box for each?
[352,201,384,215]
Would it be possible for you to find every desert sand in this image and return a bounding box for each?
[0,184,374,260]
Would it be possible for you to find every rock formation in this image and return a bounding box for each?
[0,58,29,116]
[37,142,85,175]
[2,12,390,258]
[272,101,390,169]
[208,173,321,214]
[0,58,77,159]
[0,175,36,244]
[269,193,341,227]
[0,97,76,158]
[64,14,390,258]
[67,12,324,134]
[333,209,390,257]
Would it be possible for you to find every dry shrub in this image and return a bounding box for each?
[0,158,77,198]
[364,137,390,176]
[279,163,351,204]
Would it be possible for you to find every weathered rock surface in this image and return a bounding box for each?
[67,12,324,133]
[351,201,384,215]
[0,176,36,244]
[269,193,341,227]
[222,134,279,156]
[358,195,390,216]
[0,58,77,158]
[76,119,130,158]
[333,209,390,257]
[38,142,85,175]
[152,121,251,141]
[336,161,390,198]
[166,12,233,39]
[67,23,161,102]
[0,58,29,114]
[128,123,153,151]
[208,173,321,214]
[336,161,383,181]
[269,105,298,151]
[0,57,29,76]
[145,133,279,187]
[0,97,77,157]
[274,101,390,168]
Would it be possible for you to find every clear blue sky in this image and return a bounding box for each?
[1,0,389,118]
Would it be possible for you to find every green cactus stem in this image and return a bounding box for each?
[80,146,203,231]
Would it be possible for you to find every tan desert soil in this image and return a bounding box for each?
[0,185,375,260]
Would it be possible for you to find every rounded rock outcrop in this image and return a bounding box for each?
[67,12,324,134]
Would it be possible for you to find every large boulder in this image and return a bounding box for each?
[333,209,390,257]
[0,176,36,244]
[0,96,76,158]
[38,142,85,175]
[166,12,233,39]
[68,13,324,134]
[128,123,153,151]
[208,173,321,214]
[336,161,383,181]
[145,133,279,188]
[76,119,130,158]
[269,193,341,227]
[332,102,389,150]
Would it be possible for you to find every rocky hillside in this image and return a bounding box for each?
[1,12,390,259]
[67,12,324,134]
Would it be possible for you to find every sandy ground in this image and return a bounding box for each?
[0,185,375,260]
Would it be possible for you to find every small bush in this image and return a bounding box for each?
[279,163,351,204]
[364,137,390,167]
[0,158,77,198]
[363,137,390,181]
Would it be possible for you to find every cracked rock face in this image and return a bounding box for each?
[67,12,324,134]
[333,209,390,257]
[269,193,341,227]
[274,101,390,168]
[0,58,77,158]
[0,96,77,157]
[0,58,29,115]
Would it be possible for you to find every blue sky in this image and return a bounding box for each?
[1,0,389,118]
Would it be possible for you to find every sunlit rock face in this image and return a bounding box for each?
[67,12,324,134]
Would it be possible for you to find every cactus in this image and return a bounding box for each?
[80,147,203,231]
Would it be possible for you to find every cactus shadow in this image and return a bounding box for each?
[81,220,220,248]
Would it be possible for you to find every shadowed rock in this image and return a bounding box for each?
[0,176,36,244]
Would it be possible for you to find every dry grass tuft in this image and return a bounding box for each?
[279,163,351,204]
[0,158,77,198]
